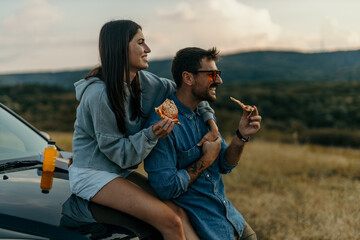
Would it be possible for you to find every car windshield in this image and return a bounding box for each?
[0,106,47,161]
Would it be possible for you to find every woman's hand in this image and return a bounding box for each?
[197,118,219,146]
[201,137,222,166]
[152,118,175,138]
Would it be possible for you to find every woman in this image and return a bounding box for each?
[70,20,218,240]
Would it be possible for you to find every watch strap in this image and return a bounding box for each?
[236,129,249,142]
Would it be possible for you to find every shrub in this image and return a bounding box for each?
[299,128,360,148]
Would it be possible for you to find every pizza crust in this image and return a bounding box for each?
[230,97,255,112]
[155,99,180,124]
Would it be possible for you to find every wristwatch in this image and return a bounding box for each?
[236,129,249,142]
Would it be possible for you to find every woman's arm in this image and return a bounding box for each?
[196,118,219,146]
[88,88,159,169]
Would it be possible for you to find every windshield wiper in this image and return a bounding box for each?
[0,159,41,173]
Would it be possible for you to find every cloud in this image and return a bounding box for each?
[320,17,360,50]
[144,0,281,58]
[155,2,197,21]
[0,42,98,73]
[0,0,67,56]
[0,0,98,73]
[2,0,64,36]
[4,0,359,74]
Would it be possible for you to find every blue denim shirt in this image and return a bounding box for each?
[144,93,245,240]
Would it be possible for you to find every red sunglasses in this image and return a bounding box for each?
[193,70,221,82]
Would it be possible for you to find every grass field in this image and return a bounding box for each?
[50,132,360,240]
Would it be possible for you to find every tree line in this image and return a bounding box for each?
[1,80,360,148]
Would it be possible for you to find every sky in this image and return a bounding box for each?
[1,0,360,74]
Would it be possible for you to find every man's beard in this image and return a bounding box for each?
[191,83,218,102]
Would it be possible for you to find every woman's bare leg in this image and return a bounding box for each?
[126,171,157,196]
[91,176,185,240]
[127,172,199,240]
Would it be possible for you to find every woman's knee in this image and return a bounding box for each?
[172,204,187,218]
[163,211,183,232]
[164,201,189,220]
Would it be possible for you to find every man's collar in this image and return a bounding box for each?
[170,93,200,120]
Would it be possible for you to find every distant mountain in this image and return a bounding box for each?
[217,50,360,82]
[147,49,360,82]
[0,69,90,91]
[1,49,360,90]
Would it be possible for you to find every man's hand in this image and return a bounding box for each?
[152,118,175,138]
[238,106,261,139]
[197,118,219,146]
[224,106,261,167]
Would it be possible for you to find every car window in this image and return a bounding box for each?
[0,107,47,161]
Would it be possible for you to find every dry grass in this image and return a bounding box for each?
[224,140,360,240]
[49,131,73,152]
[52,133,360,240]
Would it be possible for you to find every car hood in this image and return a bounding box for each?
[0,167,71,226]
[0,166,162,239]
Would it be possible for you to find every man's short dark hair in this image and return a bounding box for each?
[171,47,220,88]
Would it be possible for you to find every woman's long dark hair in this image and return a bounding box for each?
[85,20,143,134]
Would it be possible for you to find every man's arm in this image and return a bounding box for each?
[145,135,222,199]
[144,111,223,199]
[224,106,262,166]
[186,137,222,185]
[223,133,246,166]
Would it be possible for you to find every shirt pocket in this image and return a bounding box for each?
[177,145,201,169]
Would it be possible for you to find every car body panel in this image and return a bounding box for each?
[0,168,70,225]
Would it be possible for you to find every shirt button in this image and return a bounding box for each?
[223,200,226,204]
[206,174,210,178]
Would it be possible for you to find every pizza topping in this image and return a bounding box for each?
[155,99,180,124]
[230,97,255,112]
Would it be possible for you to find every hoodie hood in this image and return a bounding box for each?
[74,77,102,101]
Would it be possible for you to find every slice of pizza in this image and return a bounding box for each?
[230,97,255,112]
[155,98,180,124]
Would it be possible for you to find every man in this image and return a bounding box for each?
[144,47,261,240]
